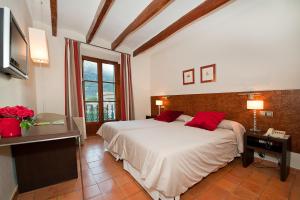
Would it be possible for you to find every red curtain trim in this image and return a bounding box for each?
[120,54,126,120]
[73,41,83,117]
[64,39,69,116]
[127,56,133,119]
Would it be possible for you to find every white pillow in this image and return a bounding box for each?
[218,119,245,133]
[176,114,193,122]
[218,119,246,153]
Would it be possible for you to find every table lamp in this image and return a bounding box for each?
[247,100,264,132]
[156,100,163,115]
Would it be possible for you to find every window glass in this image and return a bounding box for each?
[103,102,116,121]
[103,83,115,101]
[84,60,98,81]
[84,82,98,101]
[85,102,99,122]
[102,63,115,82]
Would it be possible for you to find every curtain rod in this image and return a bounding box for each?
[64,37,131,56]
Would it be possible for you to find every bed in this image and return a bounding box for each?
[97,118,244,200]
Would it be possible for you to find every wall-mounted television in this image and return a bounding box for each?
[0,7,28,79]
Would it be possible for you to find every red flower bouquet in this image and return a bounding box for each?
[0,106,35,138]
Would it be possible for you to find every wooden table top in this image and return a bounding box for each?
[0,114,80,147]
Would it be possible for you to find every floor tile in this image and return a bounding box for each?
[34,185,58,200]
[197,185,230,200]
[289,186,300,200]
[233,186,258,200]
[113,173,133,186]
[119,180,141,197]
[54,179,81,195]
[57,190,82,200]
[97,179,119,194]
[84,184,102,199]
[214,178,239,193]
[127,191,152,200]
[238,179,265,195]
[17,191,34,200]
[94,172,113,183]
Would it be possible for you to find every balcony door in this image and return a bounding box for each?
[82,56,120,136]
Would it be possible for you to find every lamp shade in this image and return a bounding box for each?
[247,100,264,110]
[156,100,163,106]
[28,28,49,64]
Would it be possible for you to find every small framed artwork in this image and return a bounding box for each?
[182,68,195,85]
[200,64,216,83]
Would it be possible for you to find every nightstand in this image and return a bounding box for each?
[243,131,291,181]
[146,115,156,119]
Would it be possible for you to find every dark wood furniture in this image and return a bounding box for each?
[0,114,83,194]
[242,131,291,181]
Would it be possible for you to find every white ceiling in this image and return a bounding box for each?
[25,0,206,52]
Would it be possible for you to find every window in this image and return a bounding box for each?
[83,60,99,122]
[102,63,116,121]
[82,56,120,126]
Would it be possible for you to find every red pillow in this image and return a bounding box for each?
[155,110,183,122]
[185,112,226,131]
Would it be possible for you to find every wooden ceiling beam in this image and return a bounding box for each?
[86,0,114,43]
[133,0,231,57]
[50,0,57,36]
[111,0,172,50]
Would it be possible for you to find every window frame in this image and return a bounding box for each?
[82,55,120,124]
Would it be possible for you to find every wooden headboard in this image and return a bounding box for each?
[151,89,300,153]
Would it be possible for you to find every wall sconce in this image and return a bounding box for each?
[28,28,49,64]
[156,100,163,115]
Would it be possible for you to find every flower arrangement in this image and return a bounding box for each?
[0,106,35,138]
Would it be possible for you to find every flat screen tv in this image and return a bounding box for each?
[0,7,28,79]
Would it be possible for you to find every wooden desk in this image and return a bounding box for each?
[0,114,84,195]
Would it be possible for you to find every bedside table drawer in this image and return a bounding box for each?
[247,136,283,153]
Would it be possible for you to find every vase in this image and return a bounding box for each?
[21,127,30,136]
[0,118,21,138]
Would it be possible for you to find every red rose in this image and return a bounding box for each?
[0,107,18,117]
[0,106,34,119]
[17,109,34,118]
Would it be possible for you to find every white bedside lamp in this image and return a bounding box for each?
[156,100,163,115]
[247,100,264,132]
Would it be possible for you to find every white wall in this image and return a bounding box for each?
[148,0,300,96]
[81,44,121,63]
[0,1,36,199]
[131,53,151,119]
[35,33,65,114]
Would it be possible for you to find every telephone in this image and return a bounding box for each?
[264,128,286,139]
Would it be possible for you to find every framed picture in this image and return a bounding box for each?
[182,68,195,85]
[200,64,216,83]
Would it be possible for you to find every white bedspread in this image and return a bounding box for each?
[97,119,167,150]
[110,122,243,197]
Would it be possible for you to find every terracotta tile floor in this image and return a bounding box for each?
[17,136,300,200]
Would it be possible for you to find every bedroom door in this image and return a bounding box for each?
[82,56,120,136]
